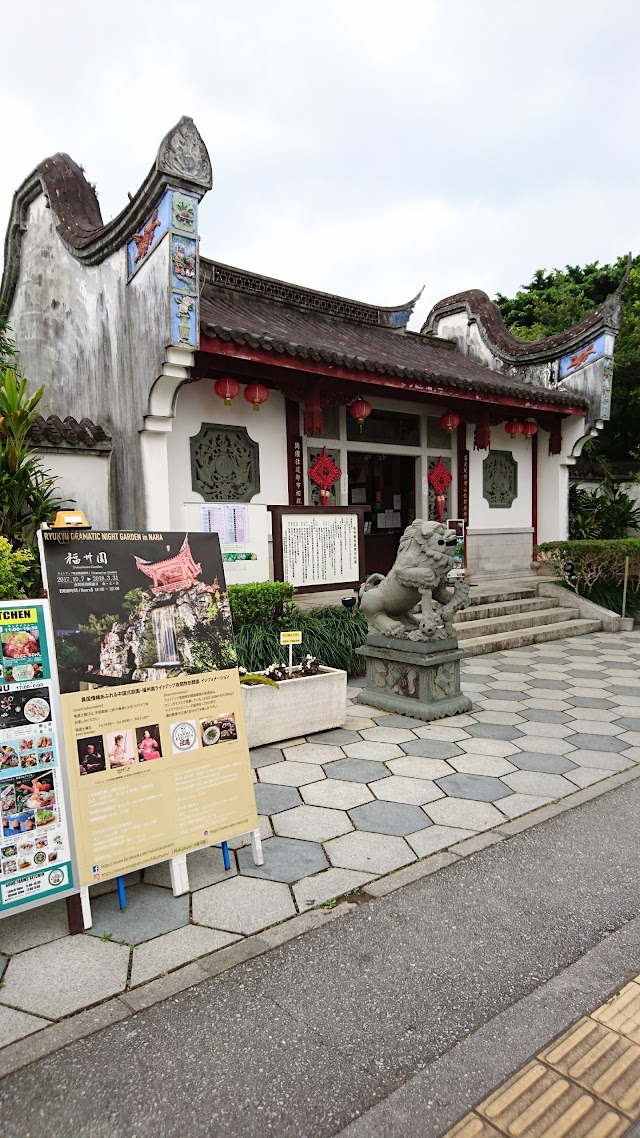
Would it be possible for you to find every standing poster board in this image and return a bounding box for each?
[38,530,258,889]
[0,600,76,915]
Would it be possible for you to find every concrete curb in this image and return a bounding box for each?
[2,763,640,1079]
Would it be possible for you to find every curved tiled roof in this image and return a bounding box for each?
[29,416,111,450]
[200,286,588,410]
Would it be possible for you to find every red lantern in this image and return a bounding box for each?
[505,419,524,437]
[349,398,372,432]
[522,420,538,438]
[214,377,240,406]
[439,410,460,432]
[244,383,269,412]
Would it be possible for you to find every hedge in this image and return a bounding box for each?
[536,539,640,595]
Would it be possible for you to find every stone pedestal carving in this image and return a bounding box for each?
[356,636,472,721]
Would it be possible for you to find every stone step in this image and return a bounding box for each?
[455,606,576,640]
[466,584,538,606]
[455,596,557,624]
[460,617,603,656]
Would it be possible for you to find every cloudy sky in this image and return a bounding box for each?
[2,0,639,327]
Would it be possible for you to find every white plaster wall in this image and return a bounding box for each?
[469,434,532,529]
[9,194,171,528]
[537,431,568,544]
[39,452,111,530]
[166,378,289,529]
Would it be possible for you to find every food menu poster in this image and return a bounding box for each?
[38,531,258,887]
[0,603,75,915]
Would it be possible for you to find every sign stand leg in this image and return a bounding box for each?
[80,886,92,930]
[250,828,264,866]
[221,841,231,871]
[169,854,189,896]
[66,892,85,935]
[116,876,127,909]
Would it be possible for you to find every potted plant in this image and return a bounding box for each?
[240,655,347,748]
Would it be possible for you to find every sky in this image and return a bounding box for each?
[2,0,639,329]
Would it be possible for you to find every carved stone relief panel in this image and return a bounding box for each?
[371,658,419,698]
[482,450,518,508]
[190,423,260,502]
[429,662,457,700]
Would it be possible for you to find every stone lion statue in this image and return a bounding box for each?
[358,520,469,641]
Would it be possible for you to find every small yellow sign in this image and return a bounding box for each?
[280,630,302,645]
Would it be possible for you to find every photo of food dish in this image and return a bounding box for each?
[19,840,34,853]
[24,696,50,723]
[35,836,48,848]
[20,738,34,751]
[17,856,31,870]
[1,858,17,875]
[1,628,40,660]
[1,784,16,814]
[136,724,162,761]
[200,714,237,746]
[37,750,54,764]
[53,835,63,847]
[0,748,20,769]
[34,850,46,865]
[37,736,52,749]
[48,852,58,863]
[20,753,38,769]
[1,843,17,858]
[107,729,135,769]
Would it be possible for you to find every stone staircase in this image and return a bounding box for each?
[454,582,602,656]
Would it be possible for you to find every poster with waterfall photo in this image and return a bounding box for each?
[37,532,257,887]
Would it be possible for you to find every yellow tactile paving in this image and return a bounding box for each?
[593,982,640,1045]
[442,976,640,1138]
[476,1061,626,1138]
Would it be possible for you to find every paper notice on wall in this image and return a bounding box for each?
[393,495,401,510]
[351,488,367,505]
[201,504,249,544]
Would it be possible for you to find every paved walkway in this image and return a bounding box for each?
[1,629,640,1046]
[3,771,640,1136]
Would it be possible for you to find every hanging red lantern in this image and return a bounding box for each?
[244,383,269,411]
[522,420,538,438]
[505,419,524,438]
[349,398,372,432]
[439,410,460,432]
[214,377,240,406]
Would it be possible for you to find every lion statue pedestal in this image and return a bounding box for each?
[355,520,472,722]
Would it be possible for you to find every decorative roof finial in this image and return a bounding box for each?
[156,116,213,192]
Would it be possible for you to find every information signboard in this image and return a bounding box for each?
[39,530,258,888]
[0,601,76,915]
[269,506,365,593]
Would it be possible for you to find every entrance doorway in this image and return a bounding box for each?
[347,452,416,576]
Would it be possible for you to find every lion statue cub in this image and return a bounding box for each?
[358,519,469,641]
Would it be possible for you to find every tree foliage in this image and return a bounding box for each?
[495,255,640,461]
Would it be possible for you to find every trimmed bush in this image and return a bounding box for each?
[0,537,39,601]
[228,580,296,627]
[536,539,640,614]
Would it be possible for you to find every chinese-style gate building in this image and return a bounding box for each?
[0,118,622,582]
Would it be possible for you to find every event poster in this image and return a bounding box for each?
[38,531,258,888]
[0,601,76,915]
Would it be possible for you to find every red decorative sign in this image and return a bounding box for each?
[427,456,453,524]
[307,446,342,507]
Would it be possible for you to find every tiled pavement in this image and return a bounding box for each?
[2,629,640,1046]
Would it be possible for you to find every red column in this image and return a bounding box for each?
[532,430,538,557]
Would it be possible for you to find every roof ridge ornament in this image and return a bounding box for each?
[156,117,213,190]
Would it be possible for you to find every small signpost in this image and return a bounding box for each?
[280,630,302,675]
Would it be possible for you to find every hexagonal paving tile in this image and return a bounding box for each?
[373,715,427,729]
[254,783,302,815]
[342,741,404,761]
[502,771,576,798]
[0,1005,49,1048]
[192,876,296,935]
[359,726,417,744]
[566,733,628,752]
[515,709,573,724]
[370,774,444,806]
[508,752,577,774]
[473,711,524,726]
[301,779,374,809]
[258,760,326,786]
[478,692,527,704]
[399,739,463,759]
[250,745,283,769]
[615,718,640,732]
[292,868,374,912]
[564,719,624,736]
[144,846,235,891]
[1,935,129,1018]
[566,697,617,710]
[325,831,415,874]
[496,793,553,818]
[283,742,344,764]
[237,836,329,883]
[306,729,362,746]
[568,750,633,770]
[349,800,431,836]
[565,766,614,788]
[130,925,240,987]
[457,737,520,757]
[449,755,517,777]
[506,735,575,756]
[516,721,575,738]
[273,804,353,842]
[412,725,471,742]
[87,883,189,944]
[406,824,475,857]
[465,723,524,741]
[326,757,391,783]
[388,756,453,780]
[0,899,70,955]
[425,797,507,831]
[435,772,513,802]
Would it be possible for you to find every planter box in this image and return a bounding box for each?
[241,667,347,749]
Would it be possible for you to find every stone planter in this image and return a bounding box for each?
[241,667,347,749]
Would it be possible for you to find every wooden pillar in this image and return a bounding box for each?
[457,422,469,524]
[285,399,304,505]
[532,430,538,557]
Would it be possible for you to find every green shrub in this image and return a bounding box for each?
[228,581,296,627]
[536,538,640,601]
[233,606,367,675]
[569,478,640,539]
[0,536,39,601]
